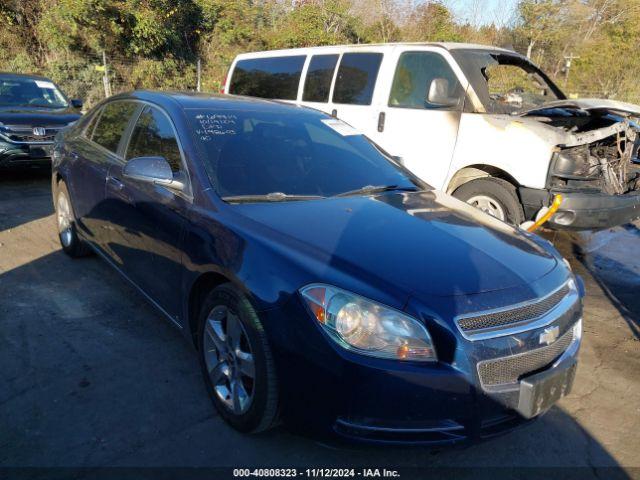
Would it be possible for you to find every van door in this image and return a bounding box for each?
[328,52,385,140]
[368,49,465,190]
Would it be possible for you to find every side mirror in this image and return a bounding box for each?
[123,156,185,192]
[70,99,83,109]
[427,78,459,108]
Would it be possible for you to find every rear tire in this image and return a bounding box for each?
[453,177,525,226]
[55,182,92,258]
[198,283,279,433]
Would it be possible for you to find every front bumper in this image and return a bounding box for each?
[265,282,582,446]
[520,186,640,230]
[0,140,53,168]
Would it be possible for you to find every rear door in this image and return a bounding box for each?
[106,104,189,321]
[65,101,138,246]
[299,52,340,116]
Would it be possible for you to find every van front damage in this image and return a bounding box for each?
[520,100,640,229]
[451,48,640,230]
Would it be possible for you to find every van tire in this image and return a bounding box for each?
[453,177,524,226]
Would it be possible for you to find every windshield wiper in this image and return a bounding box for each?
[222,192,326,203]
[335,184,420,197]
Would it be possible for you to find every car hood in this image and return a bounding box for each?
[520,98,640,117]
[232,190,558,298]
[0,106,80,126]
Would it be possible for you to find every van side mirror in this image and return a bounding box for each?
[70,99,83,109]
[123,156,185,192]
[427,78,459,108]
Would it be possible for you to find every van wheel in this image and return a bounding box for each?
[198,284,278,433]
[55,182,92,258]
[453,177,524,225]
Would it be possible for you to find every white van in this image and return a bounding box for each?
[225,43,640,230]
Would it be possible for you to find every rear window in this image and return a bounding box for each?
[229,56,306,100]
[302,54,339,103]
[91,101,137,154]
[332,53,383,105]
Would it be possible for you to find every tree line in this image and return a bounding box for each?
[1,0,639,106]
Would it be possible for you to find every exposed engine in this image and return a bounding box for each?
[529,110,640,195]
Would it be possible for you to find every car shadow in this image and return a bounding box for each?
[0,167,53,231]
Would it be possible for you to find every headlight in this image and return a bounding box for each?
[551,146,597,178]
[300,284,436,362]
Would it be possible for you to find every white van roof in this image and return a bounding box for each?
[233,42,519,59]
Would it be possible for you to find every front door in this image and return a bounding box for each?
[107,104,188,321]
[368,49,465,190]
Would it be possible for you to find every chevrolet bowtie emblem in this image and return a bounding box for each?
[539,325,560,346]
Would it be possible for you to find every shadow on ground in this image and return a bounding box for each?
[0,168,53,231]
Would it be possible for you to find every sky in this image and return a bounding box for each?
[442,0,520,27]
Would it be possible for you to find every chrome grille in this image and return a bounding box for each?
[1,125,61,143]
[477,327,574,388]
[458,284,570,333]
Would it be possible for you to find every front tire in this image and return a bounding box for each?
[453,177,525,226]
[55,182,92,258]
[198,284,278,433]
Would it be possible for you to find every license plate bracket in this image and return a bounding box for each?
[516,360,577,419]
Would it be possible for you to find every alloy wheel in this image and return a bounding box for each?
[466,194,506,221]
[203,305,256,415]
[56,192,74,247]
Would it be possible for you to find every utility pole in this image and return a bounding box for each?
[563,53,580,89]
[196,57,201,93]
[102,51,112,98]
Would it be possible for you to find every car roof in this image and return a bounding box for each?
[0,72,56,81]
[234,42,519,59]
[112,91,327,116]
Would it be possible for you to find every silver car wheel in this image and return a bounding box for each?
[466,194,506,221]
[56,192,74,247]
[204,305,256,415]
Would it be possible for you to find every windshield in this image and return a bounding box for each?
[188,109,421,200]
[451,51,565,115]
[0,76,68,108]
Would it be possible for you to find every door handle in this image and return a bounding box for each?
[377,111,385,133]
[107,175,125,191]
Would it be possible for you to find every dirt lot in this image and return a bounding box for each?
[1,169,639,479]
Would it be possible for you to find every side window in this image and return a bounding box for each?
[91,101,137,153]
[229,56,306,100]
[332,53,383,105]
[389,52,463,110]
[302,54,339,102]
[127,106,182,173]
[82,107,102,139]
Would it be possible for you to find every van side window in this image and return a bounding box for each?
[302,54,339,102]
[229,56,306,100]
[389,52,463,110]
[333,53,383,105]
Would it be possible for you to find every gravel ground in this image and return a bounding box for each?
[1,169,639,479]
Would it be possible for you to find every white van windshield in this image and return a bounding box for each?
[452,51,565,115]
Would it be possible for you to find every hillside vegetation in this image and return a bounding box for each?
[1,0,639,106]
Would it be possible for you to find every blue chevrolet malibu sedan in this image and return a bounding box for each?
[51,91,583,444]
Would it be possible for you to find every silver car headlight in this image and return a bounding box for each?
[300,284,436,362]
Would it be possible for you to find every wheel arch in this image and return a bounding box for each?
[187,271,234,350]
[446,165,521,195]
